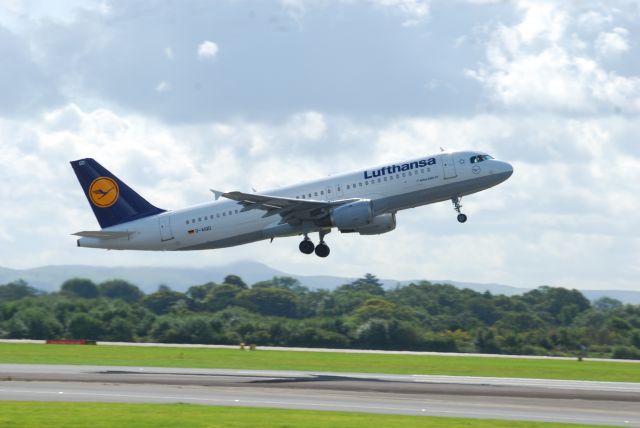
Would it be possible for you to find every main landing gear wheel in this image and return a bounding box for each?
[315,242,330,258]
[299,237,315,255]
[452,197,468,223]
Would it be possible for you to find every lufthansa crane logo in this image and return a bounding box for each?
[89,177,119,208]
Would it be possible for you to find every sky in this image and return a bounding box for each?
[0,0,638,290]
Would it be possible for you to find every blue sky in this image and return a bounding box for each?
[0,0,638,290]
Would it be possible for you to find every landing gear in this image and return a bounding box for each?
[299,236,315,254]
[452,197,467,223]
[315,229,330,258]
[299,230,331,257]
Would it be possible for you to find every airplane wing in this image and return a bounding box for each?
[222,191,356,224]
[72,231,133,239]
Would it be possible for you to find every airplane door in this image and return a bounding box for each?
[159,215,174,241]
[335,184,343,198]
[441,153,457,179]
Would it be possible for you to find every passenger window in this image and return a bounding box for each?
[235,210,238,214]
[186,220,189,225]
[346,185,350,189]
[378,178,381,183]
[396,174,400,179]
[337,186,341,191]
[229,211,232,215]
[359,182,363,187]
[192,219,195,223]
[302,195,305,199]
[223,212,226,217]
[308,193,312,198]
[321,190,324,195]
[402,173,406,177]
[216,213,220,218]
[384,177,387,181]
[408,171,412,176]
[365,181,368,185]
[327,188,331,193]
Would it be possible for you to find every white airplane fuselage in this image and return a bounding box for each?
[75,151,513,254]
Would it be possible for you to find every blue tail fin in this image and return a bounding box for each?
[70,158,165,229]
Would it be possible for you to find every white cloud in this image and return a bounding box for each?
[372,0,429,26]
[155,81,171,93]
[164,46,174,60]
[197,40,219,60]
[595,27,629,57]
[467,2,640,113]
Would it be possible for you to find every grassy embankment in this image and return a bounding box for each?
[0,402,619,428]
[1,343,639,382]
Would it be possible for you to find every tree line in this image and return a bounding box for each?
[0,274,639,359]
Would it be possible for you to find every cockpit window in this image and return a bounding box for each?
[470,154,494,164]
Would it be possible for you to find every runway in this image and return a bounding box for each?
[1,364,639,426]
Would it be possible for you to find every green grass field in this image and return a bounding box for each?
[0,402,617,428]
[1,343,639,382]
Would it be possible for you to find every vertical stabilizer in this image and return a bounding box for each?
[70,158,165,228]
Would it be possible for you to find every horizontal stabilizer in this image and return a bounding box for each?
[72,231,132,240]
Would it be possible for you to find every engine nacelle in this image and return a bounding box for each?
[353,213,396,235]
[330,200,374,230]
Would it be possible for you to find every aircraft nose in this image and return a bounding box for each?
[502,161,514,178]
[492,160,513,183]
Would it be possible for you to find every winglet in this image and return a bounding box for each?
[210,189,224,200]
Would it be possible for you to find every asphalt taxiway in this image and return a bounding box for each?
[1,364,639,426]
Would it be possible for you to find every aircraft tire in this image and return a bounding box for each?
[299,240,315,254]
[457,213,467,223]
[315,243,330,258]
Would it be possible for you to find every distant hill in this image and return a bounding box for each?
[1,262,639,304]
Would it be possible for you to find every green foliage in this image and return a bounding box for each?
[98,280,143,302]
[223,274,247,289]
[1,274,640,360]
[0,280,42,301]
[593,297,624,311]
[7,307,63,339]
[143,291,186,315]
[60,278,99,299]
[236,288,298,317]
[67,313,103,339]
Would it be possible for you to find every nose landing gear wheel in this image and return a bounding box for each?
[452,197,468,223]
[299,239,315,255]
[315,242,330,258]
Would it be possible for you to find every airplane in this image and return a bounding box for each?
[70,151,513,258]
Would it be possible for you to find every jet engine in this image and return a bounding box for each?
[330,200,374,230]
[352,213,396,235]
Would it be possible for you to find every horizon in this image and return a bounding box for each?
[1,261,638,294]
